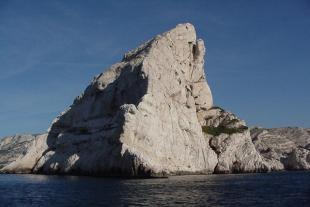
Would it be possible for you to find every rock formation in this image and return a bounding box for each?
[32,23,218,177]
[2,23,301,177]
[251,127,310,170]
[0,134,35,169]
[200,107,267,173]
[0,134,47,173]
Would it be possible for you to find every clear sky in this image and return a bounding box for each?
[0,0,309,137]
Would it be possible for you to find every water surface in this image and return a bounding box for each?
[0,172,309,206]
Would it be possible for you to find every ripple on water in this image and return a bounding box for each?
[0,172,309,206]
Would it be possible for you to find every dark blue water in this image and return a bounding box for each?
[0,172,309,207]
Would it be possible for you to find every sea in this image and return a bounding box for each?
[0,171,309,206]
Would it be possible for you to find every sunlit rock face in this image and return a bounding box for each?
[31,23,218,177]
[251,127,310,170]
[199,107,268,173]
[0,135,35,169]
[0,134,48,173]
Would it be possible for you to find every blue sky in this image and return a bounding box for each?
[0,0,309,137]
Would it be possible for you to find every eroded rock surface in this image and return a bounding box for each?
[200,107,268,173]
[251,127,310,170]
[0,134,48,173]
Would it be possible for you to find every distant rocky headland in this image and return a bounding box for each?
[0,23,309,177]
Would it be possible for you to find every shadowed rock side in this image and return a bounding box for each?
[31,23,218,177]
[251,127,310,170]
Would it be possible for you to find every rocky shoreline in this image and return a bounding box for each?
[1,126,309,177]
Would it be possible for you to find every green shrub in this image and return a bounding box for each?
[228,118,240,125]
[202,125,248,136]
[210,106,224,111]
[79,127,89,134]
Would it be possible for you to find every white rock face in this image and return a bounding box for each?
[251,127,310,170]
[0,134,48,173]
[32,23,217,177]
[286,148,310,170]
[200,107,268,173]
[0,135,35,169]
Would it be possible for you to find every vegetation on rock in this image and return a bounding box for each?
[209,106,224,112]
[202,125,248,136]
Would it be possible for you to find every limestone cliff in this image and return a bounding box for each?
[251,127,310,170]
[33,23,218,177]
[0,134,47,173]
[0,134,35,169]
[0,23,272,177]
[199,107,268,173]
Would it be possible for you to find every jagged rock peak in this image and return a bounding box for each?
[123,23,197,61]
